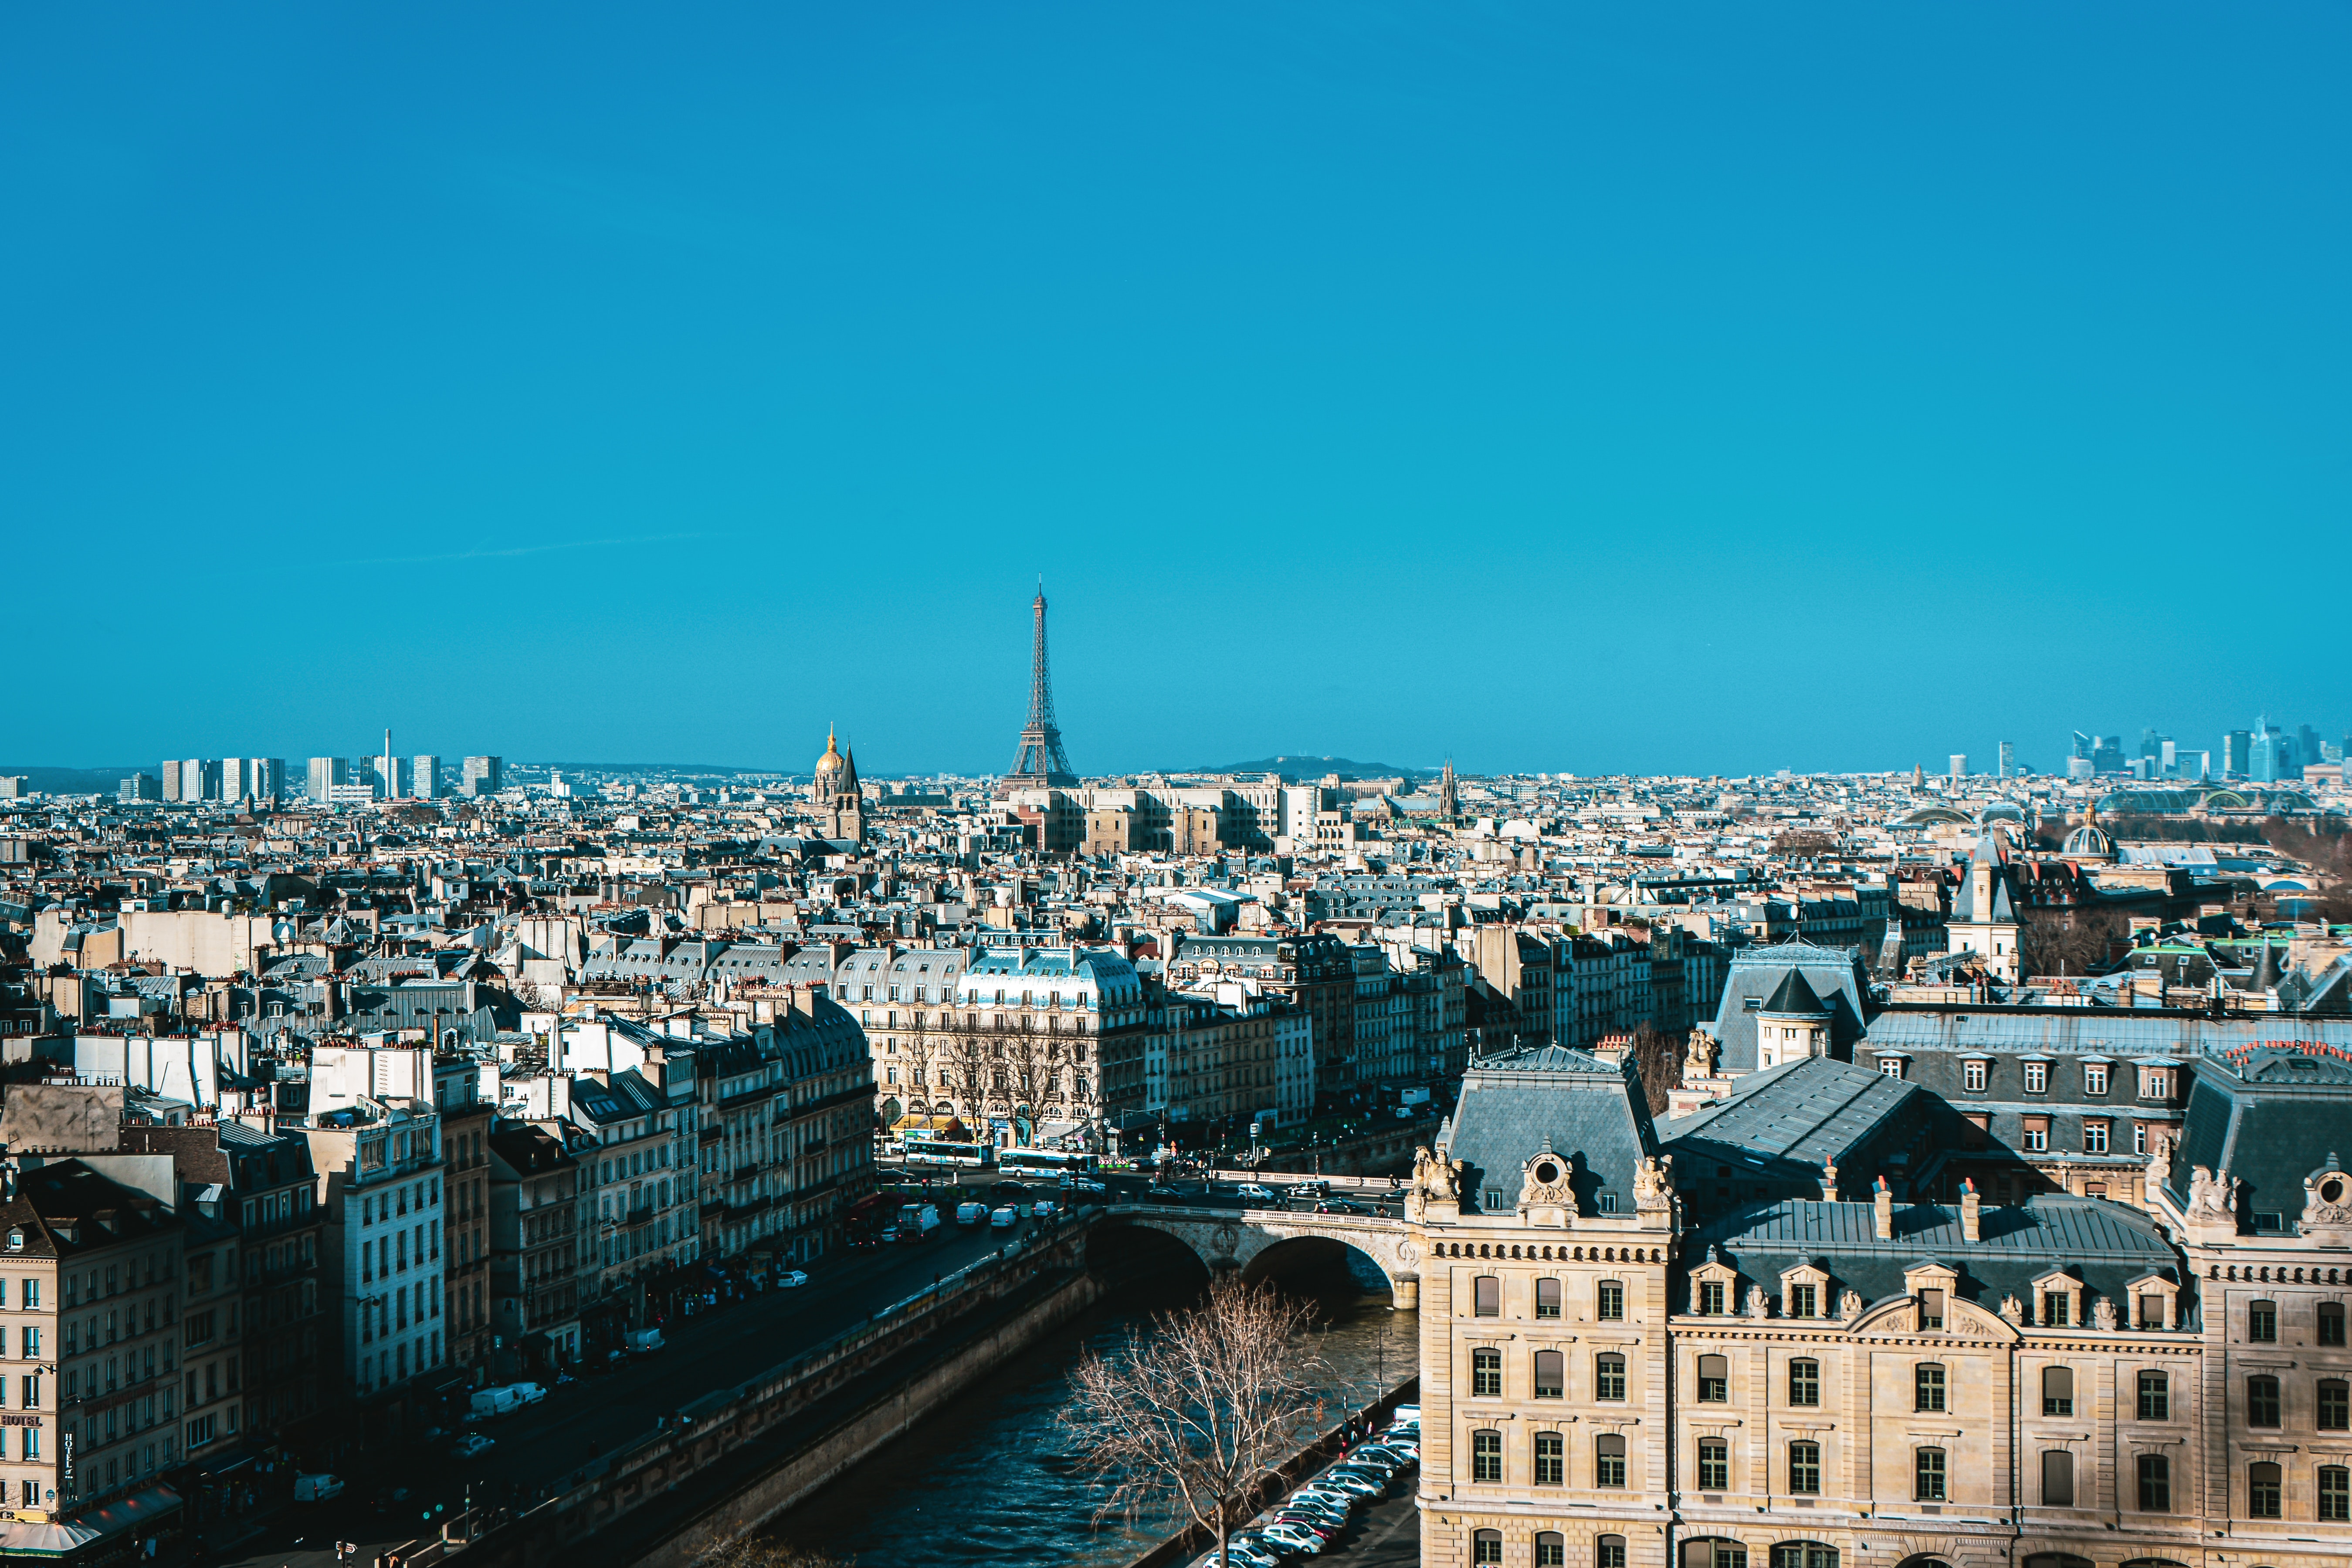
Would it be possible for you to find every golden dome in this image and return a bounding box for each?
[814,725,845,781]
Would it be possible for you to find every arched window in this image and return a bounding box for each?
[2024,1557,2094,1568]
[1471,1430,1502,1483]
[1915,1446,1946,1500]
[1770,1547,1837,1568]
[1789,1358,1820,1407]
[1596,1353,1627,1401]
[2320,1378,2349,1431]
[1697,1437,1729,1490]
[2137,1452,2171,1512]
[1915,1363,1946,1412]
[1533,1350,1564,1399]
[2043,1365,2074,1416]
[1593,1536,1623,1568]
[2249,1461,2283,1518]
[2321,1463,2350,1522]
[2247,1375,2281,1427]
[2041,1449,2074,1506]
[2249,1298,2278,1342]
[1598,1279,1625,1320]
[1534,1431,1564,1486]
[1473,1529,1502,1566]
[1697,1353,1728,1402]
[1789,1441,1821,1495]
[1535,1532,1566,1568]
[1474,1276,1500,1317]
[1684,1544,1747,1568]
[1472,1348,1502,1398]
[1595,1433,1627,1487]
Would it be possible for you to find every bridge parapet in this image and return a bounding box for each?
[1102,1202,1422,1309]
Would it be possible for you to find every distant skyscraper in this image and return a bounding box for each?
[2223,729,2252,778]
[1948,754,1968,781]
[251,758,285,803]
[119,773,160,803]
[2070,730,2093,762]
[160,759,185,802]
[222,757,248,801]
[307,756,350,803]
[1997,741,2015,779]
[413,755,441,800]
[2159,739,2177,776]
[2091,736,2124,774]
[2250,722,2291,784]
[2298,725,2321,774]
[461,755,503,797]
[2140,726,2160,761]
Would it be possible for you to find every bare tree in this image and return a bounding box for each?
[1627,1023,1684,1115]
[695,1541,854,1568]
[1058,1274,1333,1568]
[2020,908,2128,978]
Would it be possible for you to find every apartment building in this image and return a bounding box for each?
[302,1099,445,1438]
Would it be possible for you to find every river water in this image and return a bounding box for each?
[766,1246,1417,1567]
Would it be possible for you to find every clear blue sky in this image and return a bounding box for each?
[7,6,2347,778]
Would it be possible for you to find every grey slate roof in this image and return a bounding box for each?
[1440,1046,1655,1218]
[1687,1195,2189,1324]
[1663,1055,1928,1195]
[2166,1046,2352,1232]
[1708,940,1873,1072]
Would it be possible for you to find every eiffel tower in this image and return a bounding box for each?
[1003,583,1078,791]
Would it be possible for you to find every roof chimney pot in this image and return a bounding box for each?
[1873,1175,1894,1241]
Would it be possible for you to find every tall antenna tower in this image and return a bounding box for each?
[1004,583,1077,789]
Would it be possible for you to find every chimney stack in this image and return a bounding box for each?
[1874,1175,1894,1241]
[1960,1177,1981,1242]
[1820,1159,1840,1204]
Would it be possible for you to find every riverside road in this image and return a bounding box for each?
[210,1168,1386,1568]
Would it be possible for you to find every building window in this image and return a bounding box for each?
[1789,1358,1820,1406]
[1597,1280,1623,1321]
[2082,1121,2108,1155]
[1771,1546,1835,1568]
[2321,1378,2350,1432]
[2250,1299,2278,1342]
[1473,1529,1502,1565]
[1595,1354,1627,1402]
[2023,1118,2049,1152]
[2024,1061,2048,1093]
[1919,1288,1944,1330]
[1471,1432,1502,1484]
[1880,1058,1904,1080]
[1915,1363,1946,1412]
[1698,1354,1728,1402]
[2248,1375,2281,1428]
[1963,1059,1988,1092]
[2322,1303,2347,1346]
[1698,1280,1725,1315]
[2041,1290,2071,1327]
[1533,1351,1563,1399]
[1534,1431,1564,1486]
[1535,1278,1562,1320]
[1786,1284,1815,1318]
[2140,1067,2171,1099]
[1536,1532,1566,1568]
[1698,1438,1729,1490]
[2137,1370,2169,1421]
[2137,1452,2170,1512]
[2138,1292,2165,1329]
[1915,1447,1945,1501]
[2132,1121,2149,1155]
[2249,1461,2283,1519]
[1595,1434,1627,1488]
[1474,1276,1500,1318]
[2041,1449,2074,1506]
[2043,1365,2074,1416]
[2321,1465,2350,1522]
[1789,1440,1821,1495]
[1472,1349,1502,1399]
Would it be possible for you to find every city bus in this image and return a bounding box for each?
[901,1137,994,1168]
[996,1148,1097,1179]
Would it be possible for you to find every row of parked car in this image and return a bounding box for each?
[1194,1405,1421,1565]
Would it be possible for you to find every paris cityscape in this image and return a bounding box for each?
[7,9,2351,1568]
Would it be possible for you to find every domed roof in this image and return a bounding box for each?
[814,726,854,788]
[2061,802,2113,860]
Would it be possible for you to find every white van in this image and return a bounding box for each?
[624,1326,666,1354]
[469,1386,524,1420]
[896,1203,941,1239]
[955,1202,988,1227]
[293,1473,344,1503]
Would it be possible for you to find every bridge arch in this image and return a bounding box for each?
[1101,1207,1421,1309]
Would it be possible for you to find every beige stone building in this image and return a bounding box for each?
[1413,1042,2352,1568]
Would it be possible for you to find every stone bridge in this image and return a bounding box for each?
[1101,1203,1423,1308]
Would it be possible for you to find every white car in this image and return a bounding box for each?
[1235,1182,1279,1202]
[1260,1522,1327,1555]
[778,1269,810,1287]
[450,1433,495,1460]
[1032,1199,1058,1219]
[508,1382,548,1405]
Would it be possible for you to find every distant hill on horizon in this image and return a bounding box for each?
[0,765,140,795]
[1179,755,1435,782]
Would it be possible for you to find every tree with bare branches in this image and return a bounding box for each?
[694,1540,854,1568]
[1058,1274,1333,1568]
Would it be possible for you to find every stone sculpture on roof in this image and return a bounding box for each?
[2187,1164,2235,1224]
[1406,1143,1460,1223]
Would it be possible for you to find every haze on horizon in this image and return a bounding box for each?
[6,6,2347,779]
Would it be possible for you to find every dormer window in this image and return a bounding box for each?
[3,1229,20,1253]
